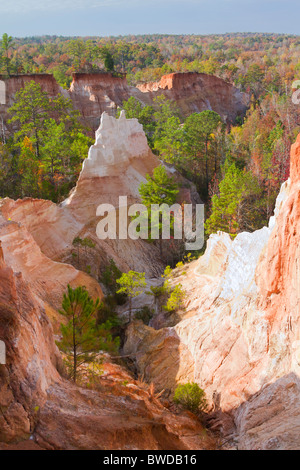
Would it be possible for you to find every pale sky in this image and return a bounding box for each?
[0,0,299,37]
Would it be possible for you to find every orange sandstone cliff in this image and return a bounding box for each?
[0,71,249,133]
[124,134,300,450]
[134,72,249,122]
[69,72,130,130]
[0,113,211,450]
[0,240,211,450]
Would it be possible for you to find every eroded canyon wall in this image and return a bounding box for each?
[0,106,298,449]
[134,72,249,122]
[124,135,300,450]
[0,239,211,450]
[0,71,249,133]
[0,113,211,450]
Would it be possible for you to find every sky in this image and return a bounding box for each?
[0,0,299,37]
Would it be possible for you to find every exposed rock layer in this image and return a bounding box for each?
[1,112,199,277]
[0,115,210,450]
[124,135,300,450]
[1,71,249,133]
[135,72,249,122]
[1,106,298,449]
[0,243,212,449]
[69,72,129,130]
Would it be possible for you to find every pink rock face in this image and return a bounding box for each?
[0,73,60,106]
[0,74,62,133]
[256,132,300,357]
[68,71,249,127]
[1,71,249,135]
[0,248,62,443]
[135,72,249,123]
[69,72,130,131]
[0,214,103,314]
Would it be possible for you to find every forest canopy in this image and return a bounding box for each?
[0,32,299,237]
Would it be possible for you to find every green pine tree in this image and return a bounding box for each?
[183,110,222,197]
[57,285,102,384]
[205,162,246,237]
[139,165,179,257]
[116,271,147,322]
[8,81,92,201]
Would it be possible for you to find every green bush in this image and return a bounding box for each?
[101,259,123,295]
[135,306,153,324]
[173,383,207,414]
[164,284,185,313]
[97,296,121,328]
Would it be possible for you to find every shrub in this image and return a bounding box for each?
[164,284,185,312]
[135,306,153,324]
[173,382,207,414]
[96,297,121,327]
[101,259,123,295]
[116,271,147,322]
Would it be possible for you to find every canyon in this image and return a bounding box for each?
[0,112,209,450]
[0,71,249,134]
[0,109,299,449]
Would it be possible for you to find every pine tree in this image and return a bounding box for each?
[152,95,181,143]
[116,271,147,322]
[154,115,183,165]
[8,81,50,160]
[57,285,102,384]
[183,110,222,197]
[139,165,179,206]
[205,162,246,237]
[8,81,92,201]
[139,165,179,256]
[18,137,40,198]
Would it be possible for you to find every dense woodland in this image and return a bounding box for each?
[1,33,299,88]
[0,33,299,238]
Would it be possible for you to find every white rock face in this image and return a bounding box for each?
[194,231,232,277]
[269,178,291,229]
[210,179,291,307]
[217,226,270,302]
[0,80,5,105]
[79,111,149,179]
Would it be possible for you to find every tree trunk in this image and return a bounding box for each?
[73,315,77,383]
[205,138,209,196]
[129,297,132,322]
